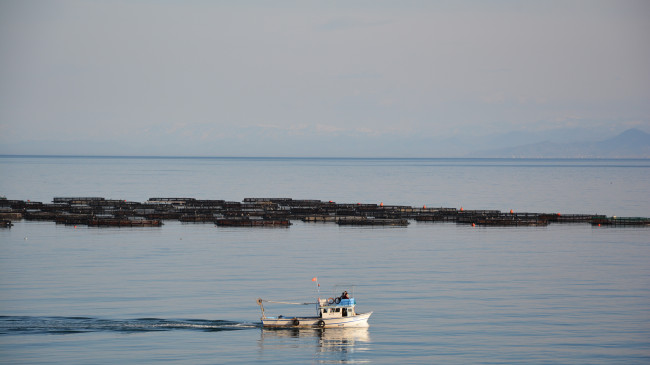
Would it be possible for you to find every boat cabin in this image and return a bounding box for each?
[318,298,357,319]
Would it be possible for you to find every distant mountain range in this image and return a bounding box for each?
[467,128,650,158]
[1,128,649,158]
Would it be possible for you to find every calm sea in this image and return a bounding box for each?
[1,156,649,364]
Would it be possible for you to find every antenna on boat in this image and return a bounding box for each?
[312,277,320,297]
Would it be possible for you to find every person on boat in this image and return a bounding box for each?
[341,291,350,299]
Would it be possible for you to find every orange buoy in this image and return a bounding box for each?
[460,207,464,212]
[423,205,426,209]
[380,202,384,207]
[472,223,475,227]
[510,209,514,214]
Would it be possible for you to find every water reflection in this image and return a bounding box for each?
[259,327,371,363]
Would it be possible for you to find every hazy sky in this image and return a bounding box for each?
[1,0,649,156]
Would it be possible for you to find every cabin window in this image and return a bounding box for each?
[335,308,341,313]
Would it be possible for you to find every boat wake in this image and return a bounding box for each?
[0,316,259,335]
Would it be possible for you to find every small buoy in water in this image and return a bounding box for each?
[472,223,475,227]
[380,202,384,207]
[423,205,426,209]
[460,207,464,212]
[74,225,77,229]
[598,224,601,227]
[557,213,561,216]
[510,209,514,214]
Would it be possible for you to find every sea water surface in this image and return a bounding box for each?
[0,156,649,364]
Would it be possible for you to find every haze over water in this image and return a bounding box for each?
[1,156,649,364]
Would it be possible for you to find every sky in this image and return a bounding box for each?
[1,0,649,157]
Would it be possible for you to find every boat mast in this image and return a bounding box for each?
[256,298,268,318]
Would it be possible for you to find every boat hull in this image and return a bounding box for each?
[262,311,372,328]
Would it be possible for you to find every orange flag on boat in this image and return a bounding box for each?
[312,277,318,282]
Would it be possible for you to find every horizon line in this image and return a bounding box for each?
[1,154,649,161]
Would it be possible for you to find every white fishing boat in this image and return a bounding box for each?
[257,290,372,328]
